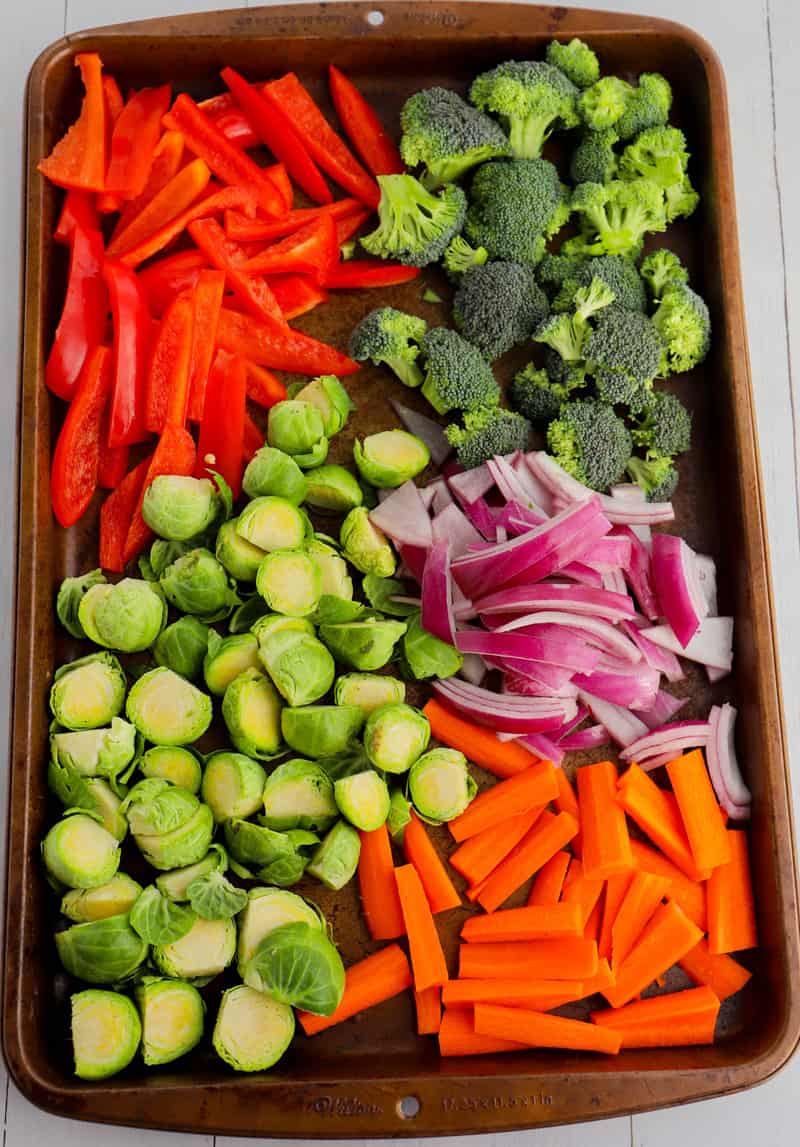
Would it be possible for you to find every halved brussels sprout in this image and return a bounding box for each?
[142,475,220,541]
[126,667,212,746]
[237,496,308,553]
[334,673,406,716]
[61,873,143,923]
[281,704,364,758]
[353,430,430,488]
[319,617,408,672]
[258,627,335,708]
[408,748,477,822]
[313,596,365,625]
[71,990,141,1080]
[148,538,197,579]
[403,611,464,680]
[50,653,126,730]
[135,977,205,1066]
[42,813,120,889]
[243,921,345,1016]
[222,669,283,759]
[334,770,391,831]
[129,886,197,945]
[201,751,267,823]
[224,818,298,871]
[57,914,148,983]
[387,789,413,842]
[364,703,430,774]
[153,616,211,681]
[83,779,128,840]
[304,465,363,513]
[362,573,420,617]
[252,613,314,647]
[236,887,323,971]
[51,716,137,778]
[306,539,354,601]
[215,518,267,582]
[56,569,106,639]
[340,507,396,577]
[293,375,355,436]
[242,446,308,504]
[78,579,167,653]
[140,746,202,794]
[203,631,261,695]
[268,400,329,469]
[156,846,226,902]
[306,821,361,890]
[125,782,214,871]
[256,549,322,618]
[213,985,295,1072]
[228,594,270,634]
[261,759,338,832]
[160,548,239,620]
[152,915,236,980]
[186,869,247,920]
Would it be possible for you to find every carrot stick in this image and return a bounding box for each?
[452,807,543,887]
[442,979,585,1011]
[554,768,582,857]
[448,760,558,842]
[414,986,442,1035]
[477,811,580,914]
[438,1008,526,1057]
[583,895,603,943]
[561,857,605,929]
[578,956,615,1000]
[678,937,752,1000]
[423,698,539,778]
[460,938,598,981]
[667,750,731,873]
[629,839,707,931]
[591,985,720,1029]
[461,903,583,944]
[618,763,710,882]
[598,873,633,960]
[357,824,405,941]
[528,850,571,907]
[604,900,704,1008]
[611,871,671,969]
[613,1014,718,1048]
[403,810,461,914]
[475,1004,622,1055]
[298,944,412,1036]
[707,830,757,954]
[577,761,633,879]
[395,864,449,992]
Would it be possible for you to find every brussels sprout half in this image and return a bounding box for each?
[353,430,430,488]
[319,617,408,672]
[142,475,220,541]
[186,869,247,921]
[160,548,240,621]
[242,446,308,504]
[213,985,295,1072]
[362,573,420,618]
[135,977,206,1067]
[236,887,323,972]
[57,915,148,983]
[129,886,197,945]
[403,611,464,680]
[61,873,143,923]
[42,813,121,890]
[293,375,355,436]
[340,507,396,578]
[256,549,322,618]
[56,569,106,640]
[236,496,308,553]
[222,669,283,760]
[153,616,211,681]
[50,716,137,779]
[71,990,141,1080]
[126,783,215,871]
[200,751,267,823]
[215,518,267,582]
[140,746,203,794]
[203,631,262,695]
[228,595,271,634]
[261,759,338,832]
[78,579,167,653]
[152,915,237,981]
[268,400,329,469]
[334,770,391,832]
[83,779,128,841]
[126,667,212,746]
[281,704,364,758]
[306,821,361,891]
[156,847,226,902]
[408,748,477,822]
[304,465,363,513]
[243,921,345,1016]
[258,628,335,708]
[364,703,430,774]
[50,653,126,730]
[305,539,354,602]
[334,673,406,716]
[387,789,413,842]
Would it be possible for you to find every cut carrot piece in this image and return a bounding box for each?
[598,873,633,961]
[578,956,616,1000]
[460,938,598,981]
[604,900,704,1009]
[678,937,752,1000]
[449,761,558,842]
[528,850,571,907]
[477,810,579,914]
[462,903,583,944]
[591,985,720,1029]
[403,811,460,914]
[561,857,605,929]
[451,808,543,888]
[357,823,405,941]
[414,986,442,1036]
[554,768,582,858]
[423,698,539,778]
[395,864,449,992]
[610,872,670,969]
[106,159,211,257]
[583,896,603,943]
[707,830,757,954]
[475,1004,621,1055]
[618,764,709,882]
[613,1014,718,1048]
[578,761,633,880]
[298,944,412,1036]
[442,979,585,1011]
[667,750,731,873]
[438,1008,526,1057]
[629,840,707,931]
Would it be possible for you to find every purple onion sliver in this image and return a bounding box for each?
[369,480,433,549]
[390,399,452,466]
[559,725,611,750]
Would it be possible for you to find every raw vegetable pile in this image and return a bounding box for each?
[38,39,755,1082]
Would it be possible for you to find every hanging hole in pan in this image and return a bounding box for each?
[397,1095,420,1119]
[366,10,385,27]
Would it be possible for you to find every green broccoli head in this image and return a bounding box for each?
[470,60,580,158]
[453,261,550,361]
[443,235,489,279]
[570,129,618,186]
[616,73,672,141]
[651,283,710,374]
[543,347,588,389]
[578,76,633,131]
[465,158,571,265]
[532,274,615,365]
[554,254,647,313]
[360,174,467,267]
[445,405,533,469]
[400,87,511,188]
[584,304,665,411]
[570,179,668,257]
[349,307,428,388]
[627,453,678,500]
[640,248,689,301]
[618,126,689,188]
[510,362,584,426]
[664,176,700,222]
[546,38,600,89]
[547,399,633,491]
[421,327,500,415]
[630,390,692,457]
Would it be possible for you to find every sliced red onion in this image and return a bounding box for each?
[495,611,642,664]
[638,690,689,729]
[620,619,684,683]
[498,517,615,593]
[396,542,428,584]
[641,618,733,671]
[500,662,577,692]
[525,451,675,525]
[519,733,565,765]
[571,667,660,711]
[421,540,455,645]
[431,501,484,558]
[651,534,708,647]
[370,481,433,549]
[497,501,548,535]
[451,492,499,542]
[496,525,508,544]
[579,535,632,573]
[389,399,452,466]
[558,562,605,588]
[559,725,611,750]
[447,463,494,503]
[631,523,652,547]
[488,455,549,517]
[578,689,649,747]
[474,584,635,624]
[620,720,711,763]
[602,569,628,595]
[512,453,554,515]
[433,678,577,733]
[459,652,487,686]
[551,705,589,740]
[455,629,601,673]
[609,484,648,502]
[424,475,454,516]
[707,703,751,813]
[694,553,718,616]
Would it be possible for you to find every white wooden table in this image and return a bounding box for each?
[1,0,798,1142]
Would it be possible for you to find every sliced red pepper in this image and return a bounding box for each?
[336,208,371,246]
[50,345,112,527]
[54,190,99,245]
[100,453,151,572]
[328,65,404,177]
[187,217,286,327]
[267,274,328,320]
[243,411,265,462]
[97,441,130,490]
[97,75,126,214]
[145,290,195,434]
[119,184,258,267]
[195,350,247,496]
[123,423,197,564]
[39,53,106,192]
[225,198,362,243]
[263,73,380,208]
[104,85,172,199]
[46,223,107,401]
[244,360,288,408]
[107,158,211,257]
[242,214,338,282]
[111,130,185,240]
[199,92,259,149]
[216,306,360,375]
[220,67,332,205]
[324,259,421,289]
[104,259,152,446]
[163,94,288,218]
[138,250,208,317]
[187,269,226,422]
[265,163,293,212]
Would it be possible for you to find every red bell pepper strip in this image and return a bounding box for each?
[50,345,113,527]
[215,306,360,376]
[244,360,288,408]
[324,259,421,289]
[104,85,172,199]
[263,73,380,208]
[107,159,211,257]
[199,92,259,149]
[145,290,195,434]
[243,411,265,462]
[242,215,338,282]
[187,217,286,327]
[267,274,329,320]
[97,438,130,490]
[104,259,152,446]
[100,453,151,572]
[119,184,258,267]
[336,208,371,246]
[112,130,185,238]
[187,269,226,422]
[54,190,99,244]
[265,163,293,212]
[163,94,289,218]
[328,65,404,177]
[220,67,332,205]
[225,198,362,243]
[138,250,208,317]
[46,223,107,401]
[39,53,106,192]
[195,350,247,496]
[97,75,126,214]
[123,424,197,564]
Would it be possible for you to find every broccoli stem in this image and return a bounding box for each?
[509,113,553,159]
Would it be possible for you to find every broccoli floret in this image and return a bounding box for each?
[569,128,618,185]
[630,390,692,456]
[348,307,427,388]
[400,87,511,189]
[421,327,500,415]
[626,453,678,500]
[453,261,550,361]
[618,126,689,188]
[533,275,616,363]
[578,76,633,130]
[652,283,710,374]
[537,252,587,290]
[547,254,647,314]
[570,179,668,257]
[443,235,489,279]
[664,175,700,222]
[470,60,580,158]
[445,406,533,469]
[546,38,600,89]
[510,362,584,426]
[584,304,665,412]
[360,174,466,267]
[640,248,689,301]
[543,347,587,389]
[616,73,672,141]
[465,158,570,265]
[547,399,633,491]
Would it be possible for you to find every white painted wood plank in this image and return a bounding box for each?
[217,1125,631,1147]
[66,0,244,34]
